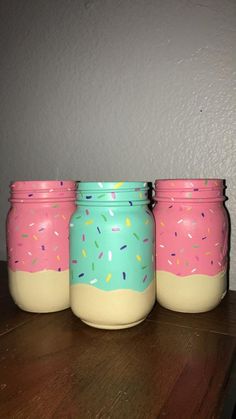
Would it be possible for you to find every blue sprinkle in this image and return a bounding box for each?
[58,268,61,272]
[122,272,126,280]
[86,195,92,199]
[79,273,84,278]
[171,253,176,256]
[120,245,127,250]
[129,201,133,206]
[211,260,213,265]
[97,226,101,234]
[194,188,199,191]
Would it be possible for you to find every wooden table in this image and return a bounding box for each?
[0,261,235,419]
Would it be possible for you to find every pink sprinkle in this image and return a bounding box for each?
[86,209,90,215]
[143,275,147,282]
[82,234,85,241]
[98,252,104,259]
[112,227,120,232]
[143,238,149,242]
[111,192,116,200]
[72,260,77,264]
[218,261,222,266]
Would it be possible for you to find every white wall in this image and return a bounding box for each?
[1,0,236,288]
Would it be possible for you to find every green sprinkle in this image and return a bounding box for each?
[92,262,95,271]
[204,179,208,185]
[76,215,82,219]
[101,214,107,222]
[192,245,199,248]
[32,258,37,265]
[22,234,28,238]
[133,233,140,240]
[142,265,148,270]
[185,260,189,266]
[94,241,99,248]
[52,204,59,208]
[98,194,105,199]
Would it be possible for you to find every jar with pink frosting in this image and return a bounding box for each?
[153,179,229,313]
[6,180,76,313]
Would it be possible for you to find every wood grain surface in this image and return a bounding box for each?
[0,262,235,419]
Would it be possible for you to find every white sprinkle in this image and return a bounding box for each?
[188,233,192,239]
[90,278,98,284]
[98,182,103,188]
[214,242,219,247]
[27,251,32,256]
[209,209,214,213]
[218,261,222,266]
[109,209,114,216]
[70,223,74,227]
[54,231,59,236]
[49,189,54,192]
[191,268,197,273]
[168,259,172,265]
[108,251,112,261]
[189,182,194,187]
[9,248,13,252]
[177,219,183,224]
[159,244,165,248]
[171,197,175,201]
[29,223,35,227]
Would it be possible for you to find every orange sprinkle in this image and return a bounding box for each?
[56,255,61,261]
[33,235,38,241]
[62,214,66,220]
[176,258,180,265]
[160,221,165,227]
[205,251,211,255]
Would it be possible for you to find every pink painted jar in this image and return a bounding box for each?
[6,180,76,313]
[153,179,229,313]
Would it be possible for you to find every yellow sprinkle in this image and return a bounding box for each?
[186,207,192,211]
[114,182,124,189]
[136,255,142,262]
[139,192,143,199]
[205,252,211,255]
[160,221,165,227]
[144,219,149,225]
[176,258,180,265]
[106,273,112,282]
[33,235,38,241]
[85,220,94,225]
[82,249,87,257]
[126,217,131,227]
[62,214,66,220]
[56,255,60,261]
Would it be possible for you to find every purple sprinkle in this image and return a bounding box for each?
[129,201,133,206]
[41,245,45,251]
[202,236,207,240]
[193,188,199,191]
[79,273,84,278]
[201,213,205,217]
[135,188,141,191]
[14,260,19,263]
[28,194,33,197]
[58,268,61,272]
[175,232,177,237]
[195,256,199,261]
[60,181,63,186]
[171,253,176,256]
[72,260,77,264]
[111,192,116,199]
[211,260,213,265]
[82,234,85,241]
[122,272,126,280]
[169,205,173,209]
[39,228,45,232]
[98,252,104,259]
[97,226,101,234]
[86,209,90,215]
[120,245,127,250]
[143,275,147,282]
[143,238,149,243]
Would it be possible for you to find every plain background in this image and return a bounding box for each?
[0,0,236,289]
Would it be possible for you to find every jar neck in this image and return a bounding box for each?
[154,179,226,203]
[9,180,76,203]
[77,181,151,206]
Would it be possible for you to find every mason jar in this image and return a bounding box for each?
[70,181,155,329]
[153,179,229,313]
[6,180,76,312]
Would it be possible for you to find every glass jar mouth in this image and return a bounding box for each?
[154,178,226,202]
[10,180,76,203]
[77,181,150,205]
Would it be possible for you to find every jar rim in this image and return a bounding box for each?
[10,180,76,192]
[77,181,149,191]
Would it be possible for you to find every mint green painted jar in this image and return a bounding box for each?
[70,181,155,329]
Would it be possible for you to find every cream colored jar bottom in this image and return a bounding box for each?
[8,269,70,313]
[70,281,155,329]
[156,270,227,313]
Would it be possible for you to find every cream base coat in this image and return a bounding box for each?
[8,269,70,313]
[71,281,155,329]
[156,270,227,313]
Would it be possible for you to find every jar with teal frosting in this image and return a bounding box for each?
[70,181,155,329]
